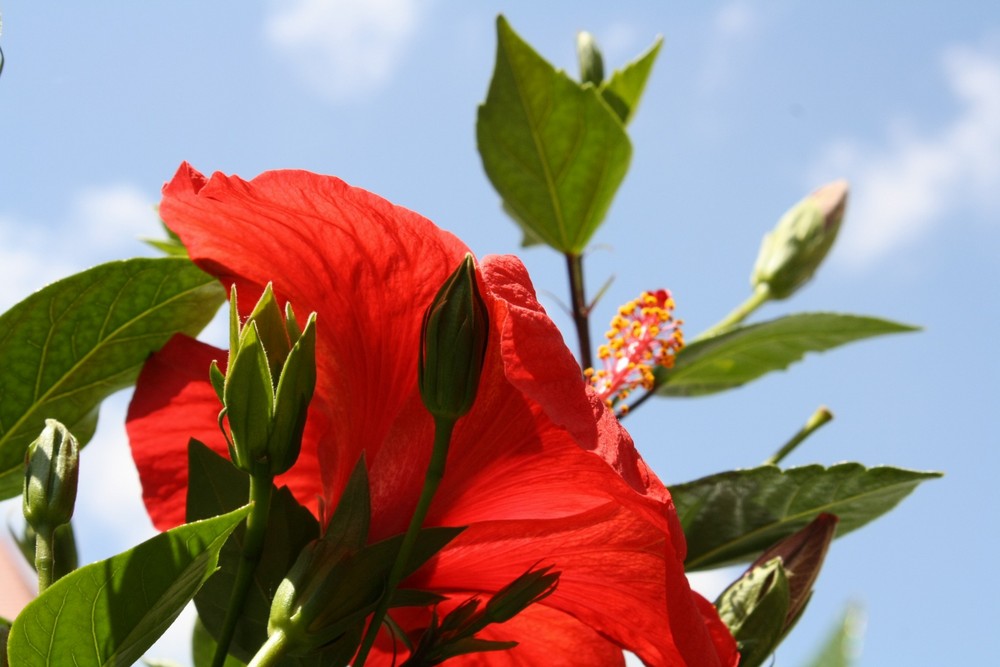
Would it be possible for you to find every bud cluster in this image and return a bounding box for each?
[212,284,317,478]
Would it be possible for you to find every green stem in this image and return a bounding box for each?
[697,283,771,341]
[765,406,834,466]
[212,475,274,667]
[354,416,456,666]
[247,628,291,667]
[34,525,54,593]
[565,253,593,370]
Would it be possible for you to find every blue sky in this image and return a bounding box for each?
[1,2,998,665]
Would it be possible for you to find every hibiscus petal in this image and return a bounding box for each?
[126,334,324,529]
[367,598,626,667]
[159,163,468,508]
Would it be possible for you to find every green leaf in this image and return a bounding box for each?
[655,313,918,397]
[143,221,189,257]
[477,15,632,253]
[0,257,226,499]
[7,505,250,667]
[185,441,320,666]
[803,604,865,667]
[673,463,942,570]
[599,37,663,124]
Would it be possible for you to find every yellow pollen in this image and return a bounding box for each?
[585,289,684,412]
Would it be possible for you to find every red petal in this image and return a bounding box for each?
[126,334,324,529]
[159,164,468,510]
[366,598,626,666]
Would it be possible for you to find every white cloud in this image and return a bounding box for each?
[74,184,161,246]
[0,184,158,311]
[265,0,424,102]
[810,45,1000,267]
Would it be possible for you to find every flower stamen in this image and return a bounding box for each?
[586,289,683,409]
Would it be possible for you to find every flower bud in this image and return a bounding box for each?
[419,254,489,421]
[577,31,604,86]
[483,564,559,624]
[751,180,848,300]
[716,514,839,667]
[751,512,838,628]
[22,419,79,532]
[267,538,363,655]
[220,284,317,477]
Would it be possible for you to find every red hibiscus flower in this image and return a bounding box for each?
[126,163,738,666]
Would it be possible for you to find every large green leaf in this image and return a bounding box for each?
[7,506,250,667]
[655,313,918,397]
[599,37,663,125]
[477,15,632,253]
[672,463,941,570]
[0,257,226,499]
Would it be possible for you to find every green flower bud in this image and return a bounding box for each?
[483,564,559,624]
[221,284,317,477]
[751,180,849,300]
[577,31,604,86]
[22,419,79,532]
[751,513,838,628]
[419,254,489,421]
[716,514,839,667]
[267,538,365,655]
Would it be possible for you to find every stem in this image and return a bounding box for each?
[247,628,291,667]
[565,253,593,370]
[697,283,771,341]
[765,406,834,466]
[212,475,274,667]
[354,416,456,666]
[34,525,54,593]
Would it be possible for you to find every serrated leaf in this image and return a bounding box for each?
[803,604,865,667]
[477,15,632,254]
[7,506,249,667]
[672,463,942,570]
[185,441,320,666]
[599,37,663,124]
[655,313,918,397]
[0,258,226,499]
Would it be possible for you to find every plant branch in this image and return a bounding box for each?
[212,474,274,667]
[565,253,593,370]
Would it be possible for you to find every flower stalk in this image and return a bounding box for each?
[355,255,488,665]
[565,252,594,370]
[211,284,317,667]
[765,406,834,466]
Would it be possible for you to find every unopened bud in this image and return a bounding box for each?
[716,514,839,667]
[220,284,317,477]
[577,31,604,86]
[751,180,848,300]
[750,512,838,627]
[484,564,559,624]
[419,254,489,421]
[23,420,79,532]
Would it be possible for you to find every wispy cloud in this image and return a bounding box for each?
[0,184,158,310]
[264,0,425,102]
[811,44,1000,267]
